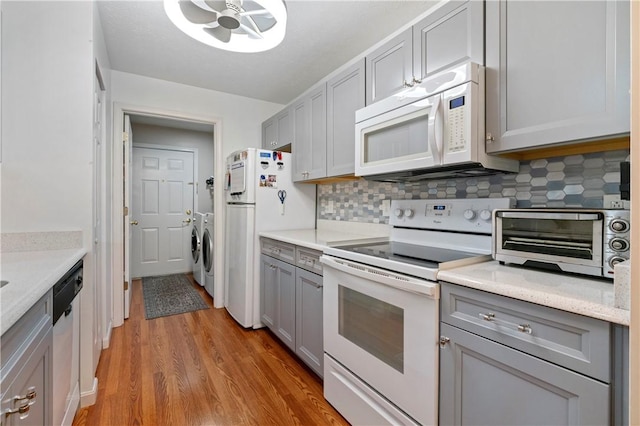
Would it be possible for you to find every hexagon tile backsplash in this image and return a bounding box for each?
[317,149,630,224]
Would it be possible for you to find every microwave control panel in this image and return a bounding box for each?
[443,82,472,154]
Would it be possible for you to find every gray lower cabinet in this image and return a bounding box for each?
[260,254,296,352]
[1,292,53,426]
[295,268,323,377]
[260,239,324,377]
[439,322,610,426]
[440,282,628,426]
[485,0,630,153]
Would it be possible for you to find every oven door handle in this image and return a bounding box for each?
[497,211,601,221]
[320,255,439,298]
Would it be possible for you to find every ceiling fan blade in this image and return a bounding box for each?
[204,25,232,43]
[179,0,219,24]
[203,0,228,12]
[239,9,272,17]
[239,21,263,39]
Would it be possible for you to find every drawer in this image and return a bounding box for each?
[440,282,611,383]
[260,238,295,265]
[296,247,323,276]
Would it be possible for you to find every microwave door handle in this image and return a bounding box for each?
[428,95,442,164]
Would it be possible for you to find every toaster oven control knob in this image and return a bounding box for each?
[609,256,627,269]
[463,209,476,220]
[394,209,404,218]
[610,238,629,251]
[610,219,629,233]
[404,209,414,218]
[480,209,493,221]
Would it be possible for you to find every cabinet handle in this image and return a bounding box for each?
[479,313,533,335]
[4,403,30,418]
[412,77,422,85]
[439,336,450,348]
[4,387,36,419]
[403,80,414,88]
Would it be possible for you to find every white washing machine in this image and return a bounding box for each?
[192,212,205,286]
[202,212,215,298]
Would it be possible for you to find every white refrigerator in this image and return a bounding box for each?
[224,148,316,328]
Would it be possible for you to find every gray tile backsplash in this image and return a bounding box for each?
[317,149,629,224]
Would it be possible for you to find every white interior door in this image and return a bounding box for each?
[123,115,133,318]
[131,147,195,278]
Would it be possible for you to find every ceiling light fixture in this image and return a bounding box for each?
[164,0,287,53]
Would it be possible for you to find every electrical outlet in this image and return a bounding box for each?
[381,199,391,216]
[603,194,626,209]
[326,199,334,214]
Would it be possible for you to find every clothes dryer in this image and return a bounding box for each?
[202,212,215,298]
[192,212,205,286]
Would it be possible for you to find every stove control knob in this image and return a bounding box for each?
[463,209,476,220]
[610,219,629,233]
[394,209,404,218]
[610,238,629,251]
[404,209,414,218]
[480,209,493,221]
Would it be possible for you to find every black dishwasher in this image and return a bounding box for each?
[52,260,83,325]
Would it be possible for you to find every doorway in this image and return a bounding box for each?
[111,104,223,327]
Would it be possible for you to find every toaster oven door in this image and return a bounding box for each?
[494,211,604,275]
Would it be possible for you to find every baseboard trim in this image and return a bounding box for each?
[102,320,113,348]
[80,377,98,407]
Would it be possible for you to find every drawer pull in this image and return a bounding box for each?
[479,313,533,335]
[517,324,533,334]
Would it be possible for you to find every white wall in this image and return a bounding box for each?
[111,71,282,158]
[0,0,101,405]
[131,123,215,213]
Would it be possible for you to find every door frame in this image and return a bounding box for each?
[111,103,224,327]
[130,143,199,278]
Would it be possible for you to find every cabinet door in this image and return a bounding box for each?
[439,323,610,426]
[261,115,277,149]
[275,108,292,150]
[293,84,327,182]
[1,326,52,426]
[485,0,630,153]
[326,60,364,177]
[295,269,323,377]
[276,260,296,352]
[260,254,278,331]
[412,0,483,81]
[365,28,413,105]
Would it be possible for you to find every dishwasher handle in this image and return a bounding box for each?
[320,255,439,298]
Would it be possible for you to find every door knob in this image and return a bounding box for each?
[186,209,192,215]
[130,220,138,225]
[183,218,192,224]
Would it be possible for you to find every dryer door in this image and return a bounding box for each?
[203,229,214,273]
[191,227,201,263]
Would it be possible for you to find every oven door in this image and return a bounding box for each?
[320,255,439,426]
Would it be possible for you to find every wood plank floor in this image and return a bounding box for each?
[73,275,349,426]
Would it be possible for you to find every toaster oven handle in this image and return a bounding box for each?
[427,95,442,164]
[496,211,601,221]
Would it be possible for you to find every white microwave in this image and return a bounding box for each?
[354,62,517,181]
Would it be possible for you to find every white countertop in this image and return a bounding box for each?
[259,228,388,251]
[1,248,86,335]
[438,261,629,326]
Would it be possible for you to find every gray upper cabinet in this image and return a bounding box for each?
[412,0,483,81]
[261,108,292,150]
[293,83,327,182]
[485,0,631,153]
[365,28,413,105]
[366,1,483,106]
[326,60,365,177]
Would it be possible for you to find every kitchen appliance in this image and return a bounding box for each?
[52,259,83,426]
[355,62,518,181]
[202,212,215,298]
[191,212,205,286]
[493,208,631,279]
[224,148,316,328]
[321,197,514,425]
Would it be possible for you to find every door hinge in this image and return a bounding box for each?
[123,131,129,143]
[124,281,129,291]
[124,206,129,216]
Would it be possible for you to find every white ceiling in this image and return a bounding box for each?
[97,0,439,105]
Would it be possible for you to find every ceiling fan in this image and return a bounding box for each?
[165,0,287,52]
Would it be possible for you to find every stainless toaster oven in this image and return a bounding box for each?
[493,209,630,279]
